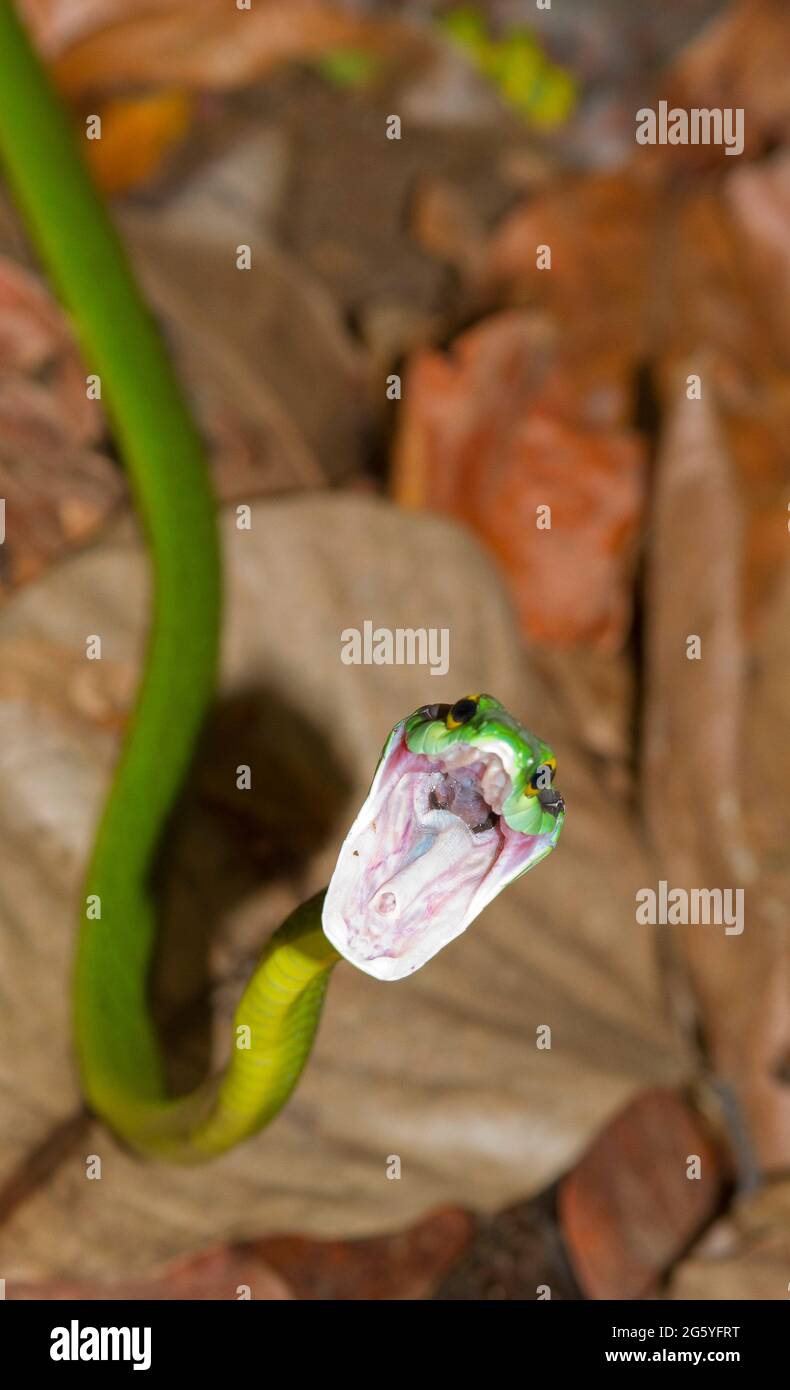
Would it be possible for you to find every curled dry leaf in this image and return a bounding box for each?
[393,312,645,651]
[652,184,790,628]
[643,375,746,886]
[642,370,790,1173]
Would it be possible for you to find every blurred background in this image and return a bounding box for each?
[0,0,789,1299]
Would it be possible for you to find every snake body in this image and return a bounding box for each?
[0,4,563,1164]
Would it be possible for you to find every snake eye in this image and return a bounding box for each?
[446,696,478,730]
[527,758,557,795]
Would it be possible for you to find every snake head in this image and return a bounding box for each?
[322,694,565,981]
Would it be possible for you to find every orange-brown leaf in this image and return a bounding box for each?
[83,90,192,193]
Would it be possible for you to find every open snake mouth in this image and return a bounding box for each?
[323,724,563,981]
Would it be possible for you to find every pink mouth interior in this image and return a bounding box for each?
[323,731,548,980]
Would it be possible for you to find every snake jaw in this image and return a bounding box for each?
[322,718,564,981]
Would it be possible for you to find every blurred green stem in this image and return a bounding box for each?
[0,0,221,1108]
[0,0,220,884]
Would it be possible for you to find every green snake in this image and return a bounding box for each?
[0,4,564,1164]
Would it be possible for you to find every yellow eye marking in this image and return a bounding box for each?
[446,695,479,730]
[525,755,557,796]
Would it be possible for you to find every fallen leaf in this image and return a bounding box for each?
[484,170,660,365]
[664,0,790,158]
[434,1189,580,1301]
[255,1206,472,1299]
[272,75,523,354]
[0,494,689,1281]
[118,208,369,492]
[393,312,645,651]
[84,90,193,194]
[643,374,746,884]
[0,258,125,593]
[0,257,100,444]
[559,1089,731,1299]
[650,183,790,628]
[642,370,790,1173]
[652,187,781,384]
[23,0,417,97]
[726,150,790,364]
[669,1180,790,1301]
[409,175,488,295]
[529,645,636,808]
[21,2,151,58]
[10,1244,292,1300]
[9,1205,471,1299]
[0,446,125,589]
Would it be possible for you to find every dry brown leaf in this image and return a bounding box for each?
[0,495,689,1281]
[21,2,155,57]
[669,1181,790,1301]
[10,1205,470,1299]
[119,209,369,492]
[642,370,790,1173]
[272,79,514,354]
[0,446,126,590]
[410,175,489,295]
[11,1245,293,1300]
[434,1190,580,1301]
[393,312,645,652]
[530,646,636,769]
[84,89,193,193]
[726,151,790,365]
[484,170,660,365]
[0,258,125,592]
[253,1207,472,1300]
[653,188,782,381]
[644,375,746,885]
[559,1089,731,1300]
[651,185,790,629]
[665,0,790,157]
[0,257,100,443]
[22,0,414,96]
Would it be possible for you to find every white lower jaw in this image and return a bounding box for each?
[322,726,554,981]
